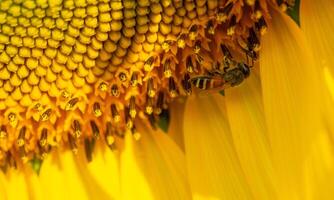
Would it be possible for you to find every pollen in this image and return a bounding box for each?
[0,0,293,167]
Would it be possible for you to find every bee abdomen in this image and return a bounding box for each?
[190,76,219,90]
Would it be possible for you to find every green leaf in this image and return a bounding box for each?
[30,157,43,175]
[287,0,300,25]
[158,109,170,133]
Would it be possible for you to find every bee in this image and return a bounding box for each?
[190,62,250,91]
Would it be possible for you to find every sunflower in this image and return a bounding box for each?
[0,0,334,199]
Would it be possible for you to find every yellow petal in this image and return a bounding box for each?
[324,67,334,101]
[39,151,91,200]
[304,128,334,200]
[301,0,334,135]
[1,165,45,200]
[0,171,7,200]
[225,74,277,200]
[74,143,121,200]
[168,99,186,151]
[3,168,29,200]
[260,9,324,199]
[22,166,45,200]
[120,123,191,200]
[183,94,252,200]
[300,0,334,74]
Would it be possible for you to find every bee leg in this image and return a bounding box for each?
[223,61,230,72]
[215,70,224,76]
[207,71,215,76]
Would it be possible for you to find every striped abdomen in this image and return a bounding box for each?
[190,76,225,90]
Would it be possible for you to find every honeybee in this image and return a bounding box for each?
[190,62,250,91]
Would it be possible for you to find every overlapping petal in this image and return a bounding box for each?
[300,0,334,135]
[1,168,30,200]
[39,151,93,200]
[300,0,334,74]
[183,93,253,200]
[225,74,277,200]
[260,8,329,199]
[120,124,191,200]
[168,99,186,151]
[75,144,121,200]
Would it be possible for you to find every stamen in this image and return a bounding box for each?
[255,17,268,35]
[17,126,26,147]
[217,3,233,23]
[196,54,204,65]
[90,120,100,139]
[118,72,127,82]
[130,72,139,87]
[129,96,137,119]
[125,108,133,129]
[147,78,156,97]
[61,91,72,99]
[8,113,17,127]
[105,122,115,147]
[39,128,48,147]
[145,96,154,114]
[155,92,164,115]
[252,1,263,20]
[40,108,52,121]
[111,84,120,97]
[162,40,172,52]
[0,126,7,138]
[72,120,82,138]
[163,59,172,78]
[40,147,49,160]
[206,20,215,35]
[168,77,178,98]
[19,146,28,163]
[68,133,78,154]
[65,97,79,111]
[98,82,108,92]
[194,40,201,54]
[111,104,121,123]
[34,103,43,111]
[227,15,237,36]
[144,56,154,71]
[186,56,194,73]
[246,0,256,6]
[93,102,102,117]
[84,138,94,162]
[182,73,192,95]
[189,25,198,40]
[7,152,17,169]
[221,44,233,68]
[177,34,186,49]
[131,126,141,141]
[248,28,260,51]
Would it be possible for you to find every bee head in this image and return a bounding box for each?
[238,63,251,78]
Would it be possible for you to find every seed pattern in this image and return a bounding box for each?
[0,0,293,167]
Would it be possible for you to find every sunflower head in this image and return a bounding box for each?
[0,0,295,168]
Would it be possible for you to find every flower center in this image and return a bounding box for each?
[0,0,293,167]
